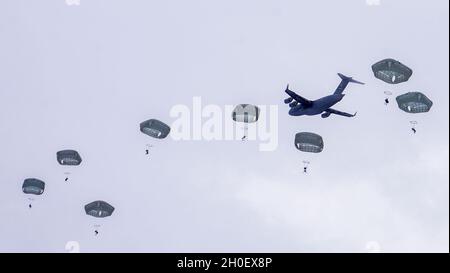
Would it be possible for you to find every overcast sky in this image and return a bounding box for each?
[0,0,448,253]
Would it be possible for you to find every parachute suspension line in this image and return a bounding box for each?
[384,91,392,105]
[410,121,418,134]
[64,172,71,182]
[94,224,101,236]
[145,144,153,155]
[242,125,248,141]
[28,197,34,209]
[302,160,310,174]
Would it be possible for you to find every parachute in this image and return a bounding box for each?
[22,178,45,195]
[232,104,260,140]
[140,119,171,139]
[232,104,260,123]
[57,150,82,166]
[372,58,413,84]
[295,132,324,153]
[396,92,433,113]
[84,201,115,218]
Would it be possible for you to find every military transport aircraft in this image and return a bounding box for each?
[284,73,364,118]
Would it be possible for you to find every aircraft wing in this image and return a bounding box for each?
[285,86,312,107]
[325,108,357,117]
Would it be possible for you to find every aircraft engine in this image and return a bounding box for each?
[289,101,298,108]
[284,97,293,104]
[321,112,331,118]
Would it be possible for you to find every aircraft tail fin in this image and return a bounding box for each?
[337,73,365,85]
[334,73,365,95]
[285,84,291,92]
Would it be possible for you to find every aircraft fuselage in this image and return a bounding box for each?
[289,94,344,116]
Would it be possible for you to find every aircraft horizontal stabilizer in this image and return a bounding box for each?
[337,73,365,85]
